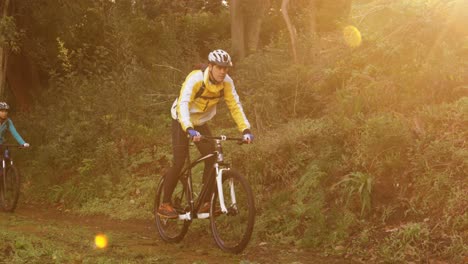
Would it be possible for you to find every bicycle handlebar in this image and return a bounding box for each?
[0,144,28,148]
[201,135,244,142]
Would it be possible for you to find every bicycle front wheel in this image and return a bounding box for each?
[154,176,191,242]
[210,170,255,253]
[0,165,21,212]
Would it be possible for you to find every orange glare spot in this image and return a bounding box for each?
[343,25,362,48]
[95,234,108,249]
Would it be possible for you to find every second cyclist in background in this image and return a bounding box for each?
[158,49,254,218]
[0,102,30,148]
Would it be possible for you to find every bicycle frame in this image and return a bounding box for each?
[155,135,254,253]
[177,136,242,221]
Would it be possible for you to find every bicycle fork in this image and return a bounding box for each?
[215,164,236,214]
[1,159,7,195]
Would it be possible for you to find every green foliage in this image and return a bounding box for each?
[0,229,76,263]
[440,235,468,262]
[0,16,22,52]
[405,98,467,226]
[293,165,327,247]
[235,119,340,186]
[231,1,467,260]
[77,177,157,220]
[335,172,373,217]
[378,223,431,263]
[0,220,183,263]
[237,46,328,126]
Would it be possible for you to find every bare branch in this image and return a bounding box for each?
[281,0,298,64]
[152,64,182,73]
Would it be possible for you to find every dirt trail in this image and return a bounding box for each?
[1,203,349,263]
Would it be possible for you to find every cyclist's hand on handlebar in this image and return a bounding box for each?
[243,133,254,144]
[187,128,202,142]
[23,143,30,148]
[242,129,254,144]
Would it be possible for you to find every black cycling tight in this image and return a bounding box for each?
[163,119,215,203]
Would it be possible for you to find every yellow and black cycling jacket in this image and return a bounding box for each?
[171,68,251,132]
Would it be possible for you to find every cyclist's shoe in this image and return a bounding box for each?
[158,203,178,219]
[199,202,222,216]
[199,202,211,214]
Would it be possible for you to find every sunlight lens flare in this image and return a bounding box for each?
[94,234,108,249]
[343,25,362,48]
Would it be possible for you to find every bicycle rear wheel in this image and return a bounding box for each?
[154,176,191,242]
[210,170,255,253]
[0,165,21,212]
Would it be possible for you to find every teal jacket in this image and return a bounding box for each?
[0,118,26,145]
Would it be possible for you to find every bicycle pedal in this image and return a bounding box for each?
[197,213,210,219]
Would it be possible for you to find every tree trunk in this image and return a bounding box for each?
[0,0,12,98]
[309,0,317,35]
[230,0,245,60]
[0,50,8,99]
[245,0,270,53]
[281,0,298,64]
[6,53,39,111]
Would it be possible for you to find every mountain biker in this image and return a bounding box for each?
[158,49,254,218]
[0,102,30,148]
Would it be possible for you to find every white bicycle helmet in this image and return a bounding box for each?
[208,49,233,67]
[0,102,9,110]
